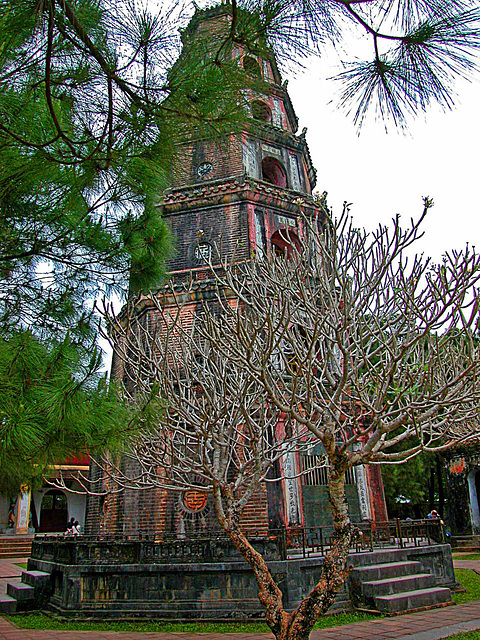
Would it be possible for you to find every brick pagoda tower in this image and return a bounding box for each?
[85,3,387,536]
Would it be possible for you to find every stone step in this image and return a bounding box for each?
[374,587,452,613]
[362,573,435,598]
[453,536,480,548]
[21,570,51,588]
[7,581,34,601]
[352,561,423,582]
[0,544,32,550]
[0,594,17,613]
[0,539,32,547]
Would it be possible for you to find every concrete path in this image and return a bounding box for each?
[0,556,480,639]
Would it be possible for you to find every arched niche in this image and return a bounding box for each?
[243,56,261,76]
[271,228,301,259]
[262,157,287,188]
[251,100,272,123]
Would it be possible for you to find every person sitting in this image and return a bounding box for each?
[64,516,76,536]
[427,510,450,539]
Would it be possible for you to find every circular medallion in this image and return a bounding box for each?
[194,243,212,263]
[196,162,213,178]
[182,489,208,513]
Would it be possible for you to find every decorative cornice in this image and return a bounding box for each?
[160,176,323,217]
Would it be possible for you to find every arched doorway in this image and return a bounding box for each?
[243,56,261,76]
[467,469,480,530]
[39,490,68,533]
[262,157,288,188]
[475,471,480,516]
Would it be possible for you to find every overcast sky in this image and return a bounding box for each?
[289,62,480,263]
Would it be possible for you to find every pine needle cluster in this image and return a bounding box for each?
[0,331,164,494]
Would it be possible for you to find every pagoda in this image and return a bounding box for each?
[85,3,387,536]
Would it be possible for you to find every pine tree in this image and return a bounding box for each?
[0,331,162,495]
[1,0,480,488]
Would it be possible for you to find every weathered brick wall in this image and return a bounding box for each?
[170,136,244,190]
[166,200,250,273]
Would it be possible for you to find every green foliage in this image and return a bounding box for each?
[382,455,431,515]
[0,330,160,495]
[0,0,248,343]
[0,0,248,476]
[332,0,480,127]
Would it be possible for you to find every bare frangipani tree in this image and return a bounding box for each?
[61,199,480,640]
[95,295,320,640]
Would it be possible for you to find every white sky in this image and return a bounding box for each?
[289,64,480,262]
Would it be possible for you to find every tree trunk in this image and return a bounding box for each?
[215,468,358,640]
[213,485,293,639]
[281,464,360,640]
[225,526,294,639]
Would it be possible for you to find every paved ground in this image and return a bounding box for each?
[0,556,480,639]
[452,553,480,574]
[0,559,25,579]
[0,559,23,596]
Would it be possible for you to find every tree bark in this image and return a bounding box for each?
[213,485,293,638]
[226,527,294,639]
[220,466,359,640]
[283,465,360,640]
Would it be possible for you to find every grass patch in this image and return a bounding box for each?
[4,615,270,633]
[313,611,380,628]
[454,568,480,604]
[445,633,480,640]
[453,553,480,561]
[14,562,28,569]
[4,610,379,634]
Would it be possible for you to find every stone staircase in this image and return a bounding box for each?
[0,537,33,558]
[0,569,51,613]
[349,557,453,613]
[452,535,480,552]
